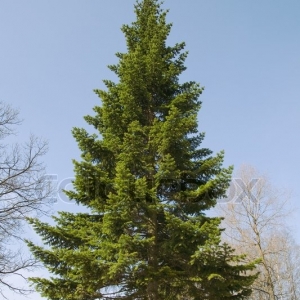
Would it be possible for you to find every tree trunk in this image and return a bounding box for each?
[147,210,158,300]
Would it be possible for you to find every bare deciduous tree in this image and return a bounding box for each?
[217,165,300,300]
[0,102,52,298]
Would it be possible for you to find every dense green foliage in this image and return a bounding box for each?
[27,1,258,299]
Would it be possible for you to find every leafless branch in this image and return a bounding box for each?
[0,102,53,296]
[216,164,300,300]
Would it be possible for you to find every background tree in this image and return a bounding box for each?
[27,1,258,299]
[217,165,300,300]
[0,102,51,297]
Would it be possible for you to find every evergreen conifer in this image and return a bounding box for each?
[28,1,258,299]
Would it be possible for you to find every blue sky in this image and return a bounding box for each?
[1,1,299,299]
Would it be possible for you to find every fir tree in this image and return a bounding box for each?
[27,1,258,299]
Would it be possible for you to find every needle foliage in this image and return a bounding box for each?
[27,1,258,299]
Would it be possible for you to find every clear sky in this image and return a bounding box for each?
[0,1,299,299]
